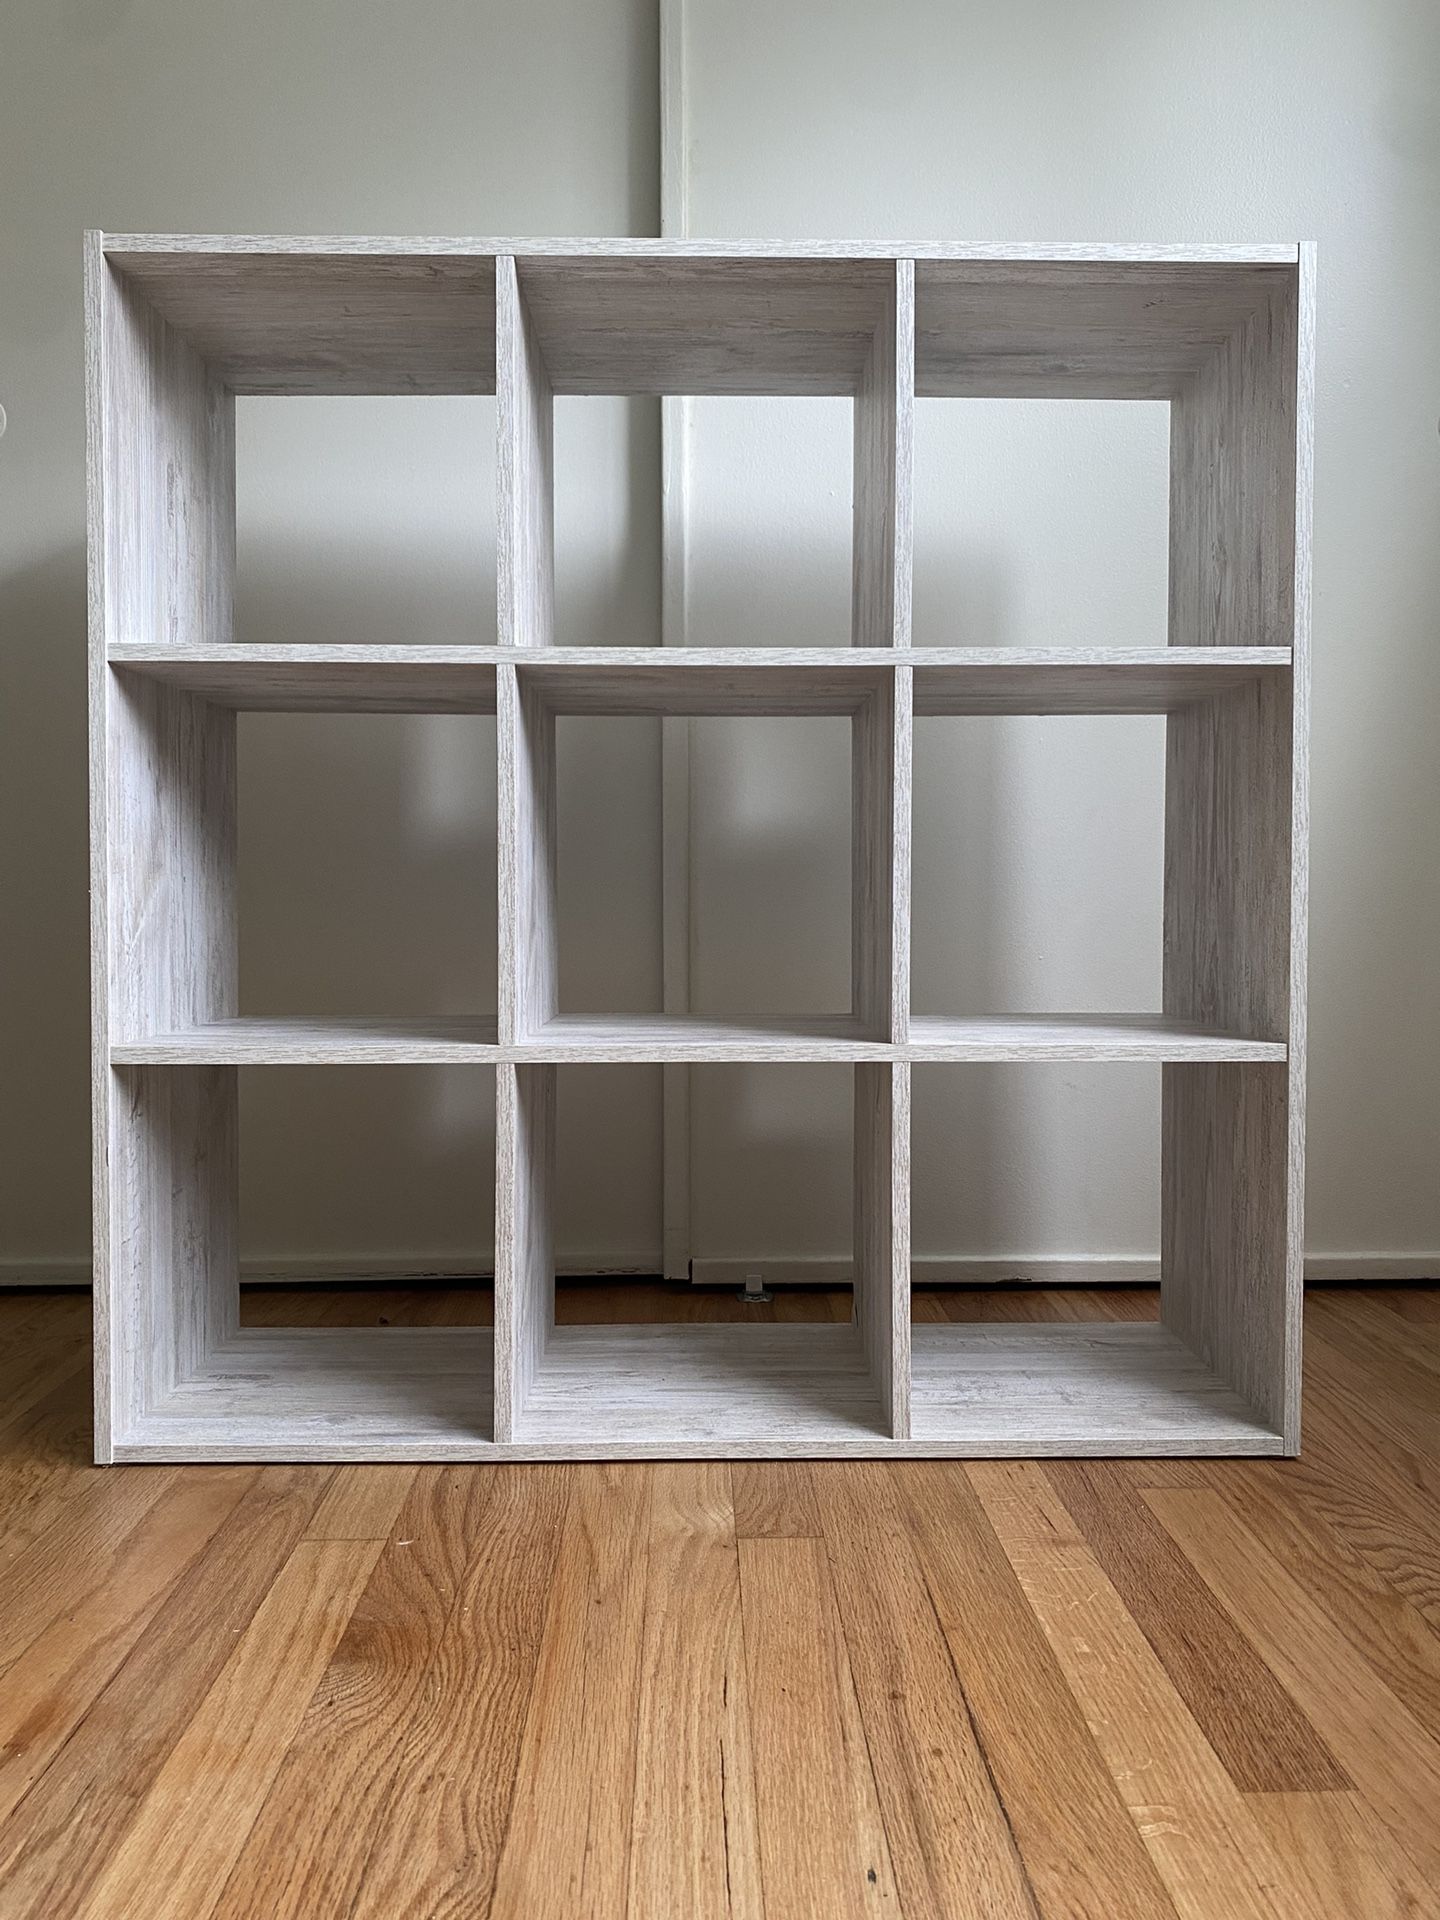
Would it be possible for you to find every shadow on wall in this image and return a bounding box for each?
[0,545,92,1269]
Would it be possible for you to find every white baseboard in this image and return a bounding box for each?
[688,1253,1440,1287]
[0,1253,655,1289]
[1298,1254,1440,1282]
[3,1250,1436,1290]
[691,1256,1163,1287]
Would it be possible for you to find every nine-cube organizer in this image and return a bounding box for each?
[87,234,1313,1462]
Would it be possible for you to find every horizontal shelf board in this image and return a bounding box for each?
[100,234,1299,398]
[906,1015,1287,1063]
[913,648,1291,713]
[520,1324,888,1445]
[110,649,502,713]
[112,1016,501,1065]
[910,1323,1282,1454]
[514,660,889,715]
[915,259,1287,399]
[113,1323,1282,1462]
[105,247,498,397]
[112,1013,1282,1067]
[140,1328,493,1454]
[518,255,895,397]
[518,1014,887,1062]
[108,646,1290,715]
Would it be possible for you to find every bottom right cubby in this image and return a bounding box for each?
[906,1061,1297,1456]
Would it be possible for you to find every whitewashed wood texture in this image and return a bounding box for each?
[106,645,1289,714]
[88,237,241,1459]
[89,234,1311,1462]
[1161,248,1312,1449]
[110,1012,1287,1066]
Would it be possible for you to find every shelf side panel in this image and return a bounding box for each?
[855,1061,911,1436]
[1161,1061,1289,1437]
[495,1062,556,1441]
[496,255,555,651]
[88,237,239,1459]
[106,1066,239,1443]
[1164,258,1306,1448]
[852,259,913,650]
[95,250,236,656]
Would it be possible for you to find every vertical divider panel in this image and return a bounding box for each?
[1162,259,1308,1446]
[494,252,559,1439]
[851,259,915,1431]
[495,1062,557,1442]
[497,668,558,1044]
[495,249,559,1047]
[855,1061,911,1436]
[496,255,555,652]
[87,236,239,1458]
[852,258,914,651]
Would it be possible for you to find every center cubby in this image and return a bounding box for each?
[90,235,1311,1462]
[501,661,905,1053]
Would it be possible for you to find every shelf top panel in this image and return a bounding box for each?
[107,645,1291,716]
[95,234,1304,399]
[101,235,1302,263]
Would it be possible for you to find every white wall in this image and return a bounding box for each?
[0,0,662,1277]
[2,0,1438,1281]
[682,0,1440,1275]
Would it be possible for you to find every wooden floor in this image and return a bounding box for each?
[1,1283,1438,1918]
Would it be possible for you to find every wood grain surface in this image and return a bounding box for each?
[3,1282,1436,1918]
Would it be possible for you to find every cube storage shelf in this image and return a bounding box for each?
[87,234,1313,1463]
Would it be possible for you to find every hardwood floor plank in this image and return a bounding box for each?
[731,1460,822,1537]
[303,1464,419,1539]
[0,1465,332,1919]
[1185,1460,1440,1744]
[1047,1461,1347,1793]
[814,1462,1037,1919]
[0,1312,89,1439]
[1312,1292,1440,1391]
[486,1465,649,1920]
[350,1464,570,1920]
[1292,1385,1440,1627]
[1246,1790,1440,1920]
[0,1468,256,1826]
[0,1366,98,1569]
[1147,1488,1440,1886]
[72,1538,382,1920]
[1368,1287,1440,1325]
[0,1468,177,1670]
[1306,1317,1440,1462]
[898,1462,1177,1920]
[627,1463,763,1920]
[737,1534,898,1916]
[970,1461,1310,1920]
[213,1465,520,1920]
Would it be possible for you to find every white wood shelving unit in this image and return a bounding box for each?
[87,234,1313,1463]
